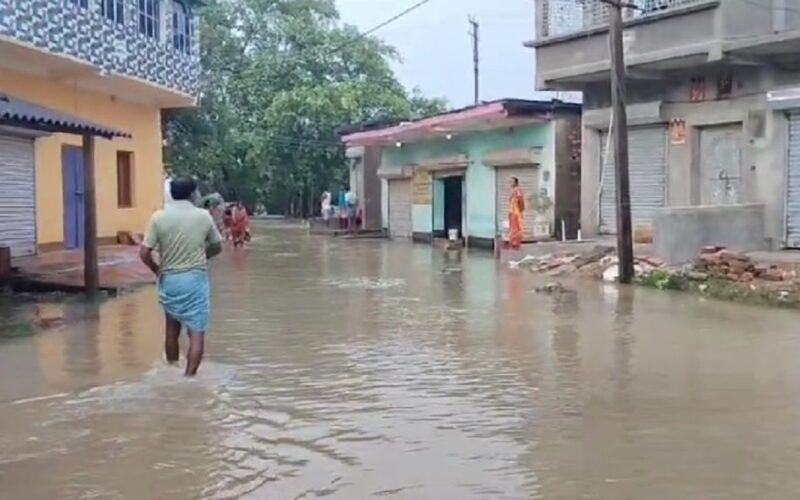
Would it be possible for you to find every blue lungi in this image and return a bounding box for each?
[158,269,210,333]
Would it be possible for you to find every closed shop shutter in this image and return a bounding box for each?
[496,166,539,240]
[388,178,412,239]
[0,135,36,257]
[600,126,667,233]
[786,114,800,247]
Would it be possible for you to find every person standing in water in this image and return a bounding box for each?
[320,190,332,226]
[508,176,526,250]
[140,178,223,376]
[345,187,358,232]
[230,202,250,248]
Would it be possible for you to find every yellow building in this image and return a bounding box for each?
[0,0,199,255]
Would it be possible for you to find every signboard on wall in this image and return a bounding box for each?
[670,118,687,145]
[412,169,432,205]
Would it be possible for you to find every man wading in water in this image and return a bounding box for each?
[140,178,223,376]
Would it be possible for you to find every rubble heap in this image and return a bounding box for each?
[694,246,787,283]
[509,245,665,281]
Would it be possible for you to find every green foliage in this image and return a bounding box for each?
[636,269,688,291]
[163,0,447,215]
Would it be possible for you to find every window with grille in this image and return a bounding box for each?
[172,1,192,55]
[101,0,125,24]
[138,0,160,39]
[117,151,134,208]
[69,0,88,8]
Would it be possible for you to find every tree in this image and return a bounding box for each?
[163,0,446,215]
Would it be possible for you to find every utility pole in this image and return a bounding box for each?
[602,0,634,283]
[469,16,480,105]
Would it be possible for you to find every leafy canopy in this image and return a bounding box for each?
[163,0,447,214]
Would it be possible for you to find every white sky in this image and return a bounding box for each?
[335,0,541,108]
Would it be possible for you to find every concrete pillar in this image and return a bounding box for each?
[82,134,99,295]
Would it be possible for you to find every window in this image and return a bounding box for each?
[117,151,134,208]
[172,1,192,55]
[138,0,160,39]
[69,0,88,8]
[101,0,125,24]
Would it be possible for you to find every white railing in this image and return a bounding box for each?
[540,0,710,38]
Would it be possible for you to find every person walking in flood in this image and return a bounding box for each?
[139,178,223,376]
[508,176,525,250]
[230,202,250,248]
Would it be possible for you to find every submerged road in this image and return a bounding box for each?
[2,224,800,499]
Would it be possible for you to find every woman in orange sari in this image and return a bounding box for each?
[231,202,250,248]
[508,177,525,250]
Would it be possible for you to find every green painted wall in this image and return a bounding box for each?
[381,123,553,239]
[433,179,445,232]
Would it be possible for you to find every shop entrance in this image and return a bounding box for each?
[442,176,463,239]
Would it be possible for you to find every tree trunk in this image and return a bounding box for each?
[301,178,309,219]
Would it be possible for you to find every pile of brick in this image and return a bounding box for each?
[510,246,666,281]
[694,246,785,283]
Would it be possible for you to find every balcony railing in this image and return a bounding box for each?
[540,0,710,39]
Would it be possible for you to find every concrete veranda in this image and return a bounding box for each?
[11,246,154,293]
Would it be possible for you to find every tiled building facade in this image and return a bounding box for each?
[0,0,200,255]
[0,0,199,96]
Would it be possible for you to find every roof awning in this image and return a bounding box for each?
[483,147,543,167]
[0,94,129,139]
[340,100,582,147]
[768,88,800,110]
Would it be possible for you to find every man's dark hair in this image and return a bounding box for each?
[170,178,197,201]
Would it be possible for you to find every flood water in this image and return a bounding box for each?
[4,225,800,499]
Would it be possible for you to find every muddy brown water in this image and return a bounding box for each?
[3,226,800,499]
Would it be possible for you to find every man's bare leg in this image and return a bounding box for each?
[185,332,205,376]
[165,315,181,364]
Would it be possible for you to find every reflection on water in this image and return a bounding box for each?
[4,227,800,498]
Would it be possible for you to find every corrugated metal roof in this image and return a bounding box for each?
[339,98,582,138]
[0,94,129,139]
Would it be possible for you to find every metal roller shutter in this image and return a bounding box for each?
[600,126,667,233]
[786,114,800,247]
[0,135,36,256]
[388,178,412,239]
[496,166,538,240]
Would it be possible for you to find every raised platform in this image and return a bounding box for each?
[653,204,767,264]
[308,218,385,238]
[10,246,154,294]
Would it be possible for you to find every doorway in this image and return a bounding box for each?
[699,123,743,205]
[61,145,85,249]
[442,176,463,239]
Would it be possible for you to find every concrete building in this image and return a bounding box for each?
[0,0,199,256]
[341,100,581,248]
[345,145,382,230]
[530,0,800,253]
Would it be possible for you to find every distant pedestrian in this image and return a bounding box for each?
[345,188,358,232]
[231,202,250,248]
[140,177,223,376]
[320,190,332,226]
[508,177,525,250]
[205,198,224,234]
[337,185,348,228]
[222,207,233,240]
[163,177,174,207]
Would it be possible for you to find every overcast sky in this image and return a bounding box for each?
[335,0,540,108]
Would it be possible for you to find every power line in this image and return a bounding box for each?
[330,0,434,52]
[356,0,434,39]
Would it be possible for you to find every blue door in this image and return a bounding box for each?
[61,146,85,249]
